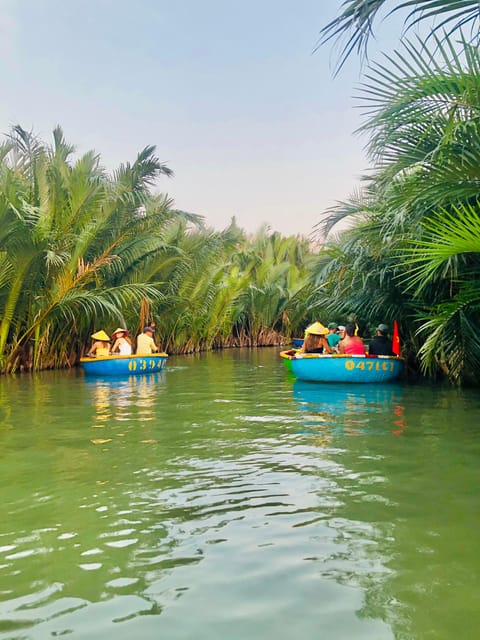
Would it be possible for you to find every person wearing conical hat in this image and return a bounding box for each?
[300,322,332,354]
[110,328,132,355]
[87,330,111,357]
[304,321,328,337]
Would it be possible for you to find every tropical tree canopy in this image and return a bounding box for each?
[319,0,480,73]
[0,127,323,372]
[314,27,480,384]
[0,126,195,371]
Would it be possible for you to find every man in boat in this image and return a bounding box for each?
[368,324,395,356]
[148,320,160,349]
[87,330,111,357]
[136,326,159,354]
[327,322,341,350]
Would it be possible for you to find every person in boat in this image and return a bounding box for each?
[327,322,341,350]
[110,328,133,355]
[338,323,365,355]
[368,323,395,356]
[299,322,333,354]
[87,330,111,357]
[148,320,159,348]
[136,326,159,354]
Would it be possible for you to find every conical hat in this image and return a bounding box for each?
[111,327,129,337]
[305,321,328,336]
[91,330,111,341]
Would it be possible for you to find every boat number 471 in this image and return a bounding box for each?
[345,360,395,372]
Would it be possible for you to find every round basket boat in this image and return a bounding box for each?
[280,352,404,383]
[80,353,168,376]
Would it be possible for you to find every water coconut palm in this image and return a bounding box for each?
[315,35,480,383]
[0,126,188,371]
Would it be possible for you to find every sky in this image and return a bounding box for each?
[0,0,394,237]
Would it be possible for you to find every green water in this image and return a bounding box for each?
[1,348,480,640]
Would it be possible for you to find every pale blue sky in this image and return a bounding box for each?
[0,1,396,236]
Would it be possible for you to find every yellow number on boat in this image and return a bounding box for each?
[128,360,137,371]
[149,360,155,369]
[345,359,397,373]
[140,360,147,370]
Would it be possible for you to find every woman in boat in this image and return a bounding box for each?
[110,328,133,355]
[87,330,111,357]
[299,322,332,354]
[338,323,365,355]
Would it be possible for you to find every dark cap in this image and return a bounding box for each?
[376,323,389,334]
[143,326,154,333]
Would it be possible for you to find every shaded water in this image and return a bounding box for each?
[1,348,480,639]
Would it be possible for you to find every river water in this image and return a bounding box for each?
[1,348,479,639]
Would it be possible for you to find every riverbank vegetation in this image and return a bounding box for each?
[0,126,323,373]
[314,1,480,386]
[2,3,480,385]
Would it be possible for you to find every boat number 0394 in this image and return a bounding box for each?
[345,360,395,372]
[128,359,163,372]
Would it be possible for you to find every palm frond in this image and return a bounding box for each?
[318,0,480,73]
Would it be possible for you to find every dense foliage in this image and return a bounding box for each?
[0,127,322,373]
[5,1,480,384]
[317,3,480,385]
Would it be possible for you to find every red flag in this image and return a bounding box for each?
[392,320,401,356]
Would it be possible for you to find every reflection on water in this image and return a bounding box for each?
[292,381,408,438]
[85,373,166,428]
[0,351,480,639]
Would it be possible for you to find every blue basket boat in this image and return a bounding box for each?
[280,351,404,383]
[80,353,168,376]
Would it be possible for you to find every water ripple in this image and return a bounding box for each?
[1,353,479,639]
